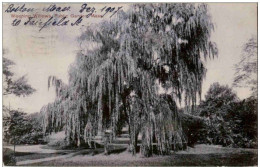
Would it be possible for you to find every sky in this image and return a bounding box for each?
[3,3,257,114]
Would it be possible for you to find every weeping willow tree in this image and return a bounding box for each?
[41,3,217,156]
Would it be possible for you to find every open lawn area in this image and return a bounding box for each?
[4,144,257,166]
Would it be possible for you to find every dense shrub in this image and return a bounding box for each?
[180,112,206,147]
[228,97,257,148]
[3,148,16,166]
[197,83,257,148]
[46,131,66,148]
[19,132,45,144]
[3,110,45,145]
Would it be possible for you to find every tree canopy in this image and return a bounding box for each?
[233,37,257,97]
[3,49,36,97]
[3,107,44,145]
[198,82,257,148]
[3,49,37,149]
[3,108,29,144]
[41,3,217,156]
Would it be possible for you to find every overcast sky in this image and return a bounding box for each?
[3,3,257,114]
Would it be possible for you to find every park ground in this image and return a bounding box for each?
[3,144,257,166]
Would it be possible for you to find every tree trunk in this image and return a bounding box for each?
[104,136,108,155]
[134,133,138,153]
[129,129,139,155]
[141,132,153,157]
[77,138,81,147]
[13,135,15,156]
[97,112,103,136]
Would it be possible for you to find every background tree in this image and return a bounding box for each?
[3,48,36,155]
[4,110,29,152]
[198,82,257,148]
[233,37,257,97]
[19,112,45,144]
[198,82,239,146]
[3,109,44,145]
[227,97,257,148]
[3,49,35,96]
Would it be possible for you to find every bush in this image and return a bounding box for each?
[48,139,67,148]
[19,132,45,144]
[197,83,257,148]
[180,112,206,147]
[46,131,69,149]
[3,148,16,166]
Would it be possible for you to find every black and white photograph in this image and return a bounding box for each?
[2,2,258,166]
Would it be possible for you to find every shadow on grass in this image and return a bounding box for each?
[108,147,127,155]
[72,146,128,157]
[28,151,258,166]
[44,141,104,151]
[72,148,104,156]
[160,152,258,166]
[13,152,71,162]
[14,152,34,156]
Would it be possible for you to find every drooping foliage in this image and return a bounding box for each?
[41,3,217,156]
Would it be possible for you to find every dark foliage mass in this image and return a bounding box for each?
[179,112,206,147]
[3,108,45,145]
[196,83,257,148]
[3,148,16,166]
[228,97,257,148]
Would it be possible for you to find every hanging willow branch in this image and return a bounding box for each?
[41,3,217,155]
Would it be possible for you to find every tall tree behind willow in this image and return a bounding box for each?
[233,37,257,97]
[42,3,217,156]
[3,48,36,156]
[3,49,36,97]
